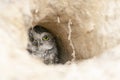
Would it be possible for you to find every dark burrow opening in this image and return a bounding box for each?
[27,23,73,64]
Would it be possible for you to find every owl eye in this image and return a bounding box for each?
[42,35,49,41]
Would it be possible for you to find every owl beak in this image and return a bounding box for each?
[39,43,43,45]
[38,40,43,45]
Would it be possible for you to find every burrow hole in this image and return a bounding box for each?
[27,23,73,64]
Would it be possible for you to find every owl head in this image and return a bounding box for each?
[28,25,55,50]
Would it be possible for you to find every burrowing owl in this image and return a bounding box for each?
[27,25,58,64]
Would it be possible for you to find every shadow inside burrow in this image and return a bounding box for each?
[27,23,73,64]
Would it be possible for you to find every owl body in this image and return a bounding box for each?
[27,25,58,64]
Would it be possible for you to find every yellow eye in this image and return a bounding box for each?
[42,35,49,41]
